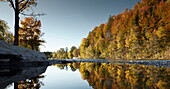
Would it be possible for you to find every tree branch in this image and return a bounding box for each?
[20,12,46,16]
[19,0,29,12]
[9,0,15,10]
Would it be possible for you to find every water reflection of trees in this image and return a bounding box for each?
[17,75,45,89]
[0,65,47,89]
[56,63,170,89]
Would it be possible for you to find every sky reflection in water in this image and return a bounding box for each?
[40,65,92,89]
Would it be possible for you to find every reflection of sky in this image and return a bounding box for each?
[5,83,13,89]
[6,65,92,89]
[0,0,141,52]
[40,66,92,89]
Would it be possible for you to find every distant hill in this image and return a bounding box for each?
[79,0,170,59]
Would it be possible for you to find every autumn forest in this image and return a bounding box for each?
[52,0,170,59]
[0,0,170,89]
[0,0,170,59]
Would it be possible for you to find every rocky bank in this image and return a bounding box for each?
[0,40,47,61]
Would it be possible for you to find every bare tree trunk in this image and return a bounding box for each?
[14,0,19,46]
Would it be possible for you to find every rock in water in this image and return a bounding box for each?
[0,40,47,61]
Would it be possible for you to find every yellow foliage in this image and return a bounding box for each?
[156,27,166,39]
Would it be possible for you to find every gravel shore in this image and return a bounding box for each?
[48,59,170,68]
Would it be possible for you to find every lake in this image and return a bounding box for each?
[2,61,170,89]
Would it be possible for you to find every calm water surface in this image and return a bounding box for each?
[4,62,170,89]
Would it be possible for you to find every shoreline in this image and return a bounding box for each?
[48,59,170,68]
[0,59,169,68]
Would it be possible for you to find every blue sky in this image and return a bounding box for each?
[0,0,141,52]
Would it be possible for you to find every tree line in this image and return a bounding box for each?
[79,0,170,59]
[51,46,80,59]
[51,0,169,59]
